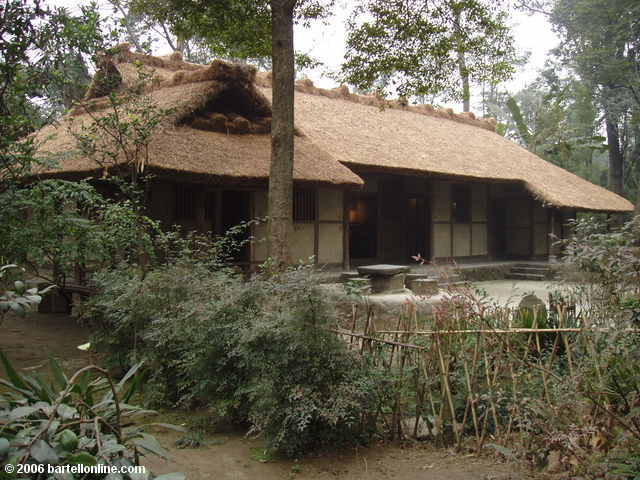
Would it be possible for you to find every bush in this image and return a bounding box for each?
[560,215,640,323]
[83,260,379,457]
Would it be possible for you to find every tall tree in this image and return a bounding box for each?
[130,0,332,265]
[0,0,104,192]
[340,0,518,111]
[551,0,640,206]
[505,70,609,186]
[268,0,296,265]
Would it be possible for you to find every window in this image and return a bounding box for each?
[175,184,195,219]
[451,184,471,223]
[293,189,316,222]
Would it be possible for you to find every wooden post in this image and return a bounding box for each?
[548,209,557,263]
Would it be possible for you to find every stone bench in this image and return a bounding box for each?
[356,264,410,294]
[27,281,95,314]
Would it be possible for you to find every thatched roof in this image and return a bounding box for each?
[34,45,632,211]
[33,44,363,188]
[255,76,633,212]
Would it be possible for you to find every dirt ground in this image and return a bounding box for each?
[1,311,533,480]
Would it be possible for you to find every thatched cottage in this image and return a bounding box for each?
[34,45,634,269]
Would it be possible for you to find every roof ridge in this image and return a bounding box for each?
[98,45,497,132]
[256,72,497,132]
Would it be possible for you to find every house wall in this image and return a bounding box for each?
[431,181,488,260]
[148,180,176,226]
[146,178,576,269]
[317,188,344,264]
[251,188,344,266]
[488,183,575,259]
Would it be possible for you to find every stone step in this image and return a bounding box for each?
[506,272,546,281]
[439,281,468,289]
[340,271,361,282]
[511,266,550,275]
[437,273,462,282]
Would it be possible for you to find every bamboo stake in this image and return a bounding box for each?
[435,332,460,445]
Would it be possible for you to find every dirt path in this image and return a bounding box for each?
[1,311,531,480]
[0,311,91,372]
[145,430,527,480]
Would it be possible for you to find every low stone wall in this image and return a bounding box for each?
[457,264,512,282]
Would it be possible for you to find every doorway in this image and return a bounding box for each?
[490,201,507,259]
[406,196,430,261]
[221,190,252,262]
[348,193,378,260]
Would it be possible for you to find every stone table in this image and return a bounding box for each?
[356,264,410,294]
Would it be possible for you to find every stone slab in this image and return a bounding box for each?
[357,264,410,276]
[369,273,406,294]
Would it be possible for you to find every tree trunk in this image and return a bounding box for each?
[605,114,624,197]
[457,49,471,112]
[453,9,470,113]
[268,0,296,266]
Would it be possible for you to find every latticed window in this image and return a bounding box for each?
[293,189,316,222]
[452,184,471,223]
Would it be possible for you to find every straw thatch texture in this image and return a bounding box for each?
[255,78,632,212]
[33,46,632,211]
[33,45,363,188]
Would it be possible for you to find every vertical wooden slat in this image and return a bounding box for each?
[194,185,207,233]
[343,190,351,271]
[215,190,223,235]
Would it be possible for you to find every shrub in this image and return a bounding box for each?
[83,260,379,457]
[0,265,52,326]
[560,215,640,323]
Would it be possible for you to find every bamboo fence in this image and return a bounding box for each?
[331,300,640,452]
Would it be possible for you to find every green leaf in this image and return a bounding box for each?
[142,423,186,433]
[0,351,29,391]
[0,378,32,398]
[56,404,78,420]
[31,439,59,463]
[48,357,68,391]
[0,438,9,456]
[9,406,36,420]
[59,430,79,451]
[66,451,97,466]
[102,441,126,455]
[133,433,168,459]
